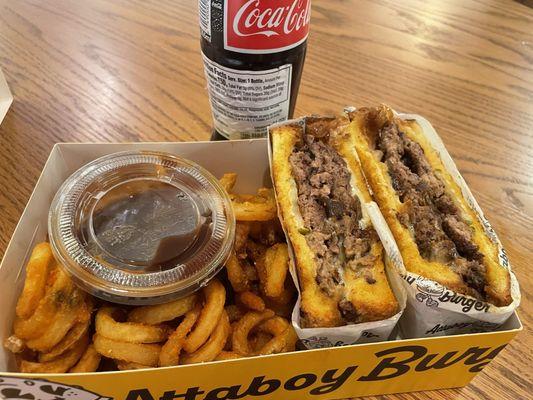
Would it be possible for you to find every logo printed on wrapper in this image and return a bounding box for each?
[408,276,491,313]
[438,291,490,313]
[302,332,382,349]
[414,277,443,308]
[301,336,333,348]
[362,331,380,339]
[224,0,311,53]
[0,377,111,400]
[425,321,500,335]
[499,247,510,269]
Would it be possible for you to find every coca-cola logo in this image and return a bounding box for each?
[225,0,311,53]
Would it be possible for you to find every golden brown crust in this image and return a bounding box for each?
[347,105,512,307]
[270,119,398,328]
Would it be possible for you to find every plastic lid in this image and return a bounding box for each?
[48,151,235,305]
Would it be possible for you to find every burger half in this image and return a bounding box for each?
[346,105,512,307]
[270,116,399,328]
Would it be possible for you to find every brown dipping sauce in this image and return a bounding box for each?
[88,180,213,272]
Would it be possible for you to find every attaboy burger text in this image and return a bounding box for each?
[125,344,506,400]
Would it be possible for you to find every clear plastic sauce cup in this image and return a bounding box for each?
[49,151,235,304]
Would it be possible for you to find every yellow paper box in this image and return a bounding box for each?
[0,141,522,400]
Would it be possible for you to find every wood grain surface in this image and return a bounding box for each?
[0,0,531,398]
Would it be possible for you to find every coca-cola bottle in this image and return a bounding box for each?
[198,0,311,140]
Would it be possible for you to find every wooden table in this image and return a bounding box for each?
[0,0,531,398]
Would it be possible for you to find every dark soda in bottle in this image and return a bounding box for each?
[199,0,311,140]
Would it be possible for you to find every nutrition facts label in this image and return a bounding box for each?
[202,54,292,139]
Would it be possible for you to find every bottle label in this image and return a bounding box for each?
[224,0,311,54]
[202,54,292,139]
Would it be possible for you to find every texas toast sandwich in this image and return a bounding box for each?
[270,116,398,328]
[346,105,512,307]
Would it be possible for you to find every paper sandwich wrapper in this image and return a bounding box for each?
[360,109,521,338]
[267,109,520,347]
[267,117,407,350]
[0,68,13,126]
